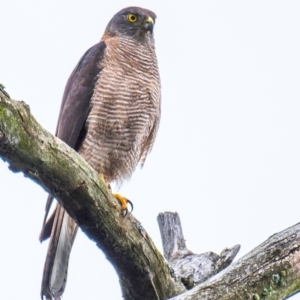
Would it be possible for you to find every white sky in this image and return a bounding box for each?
[1,1,300,299]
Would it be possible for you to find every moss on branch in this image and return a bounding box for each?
[0,89,185,300]
[2,87,300,300]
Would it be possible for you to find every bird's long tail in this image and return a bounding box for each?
[40,199,78,300]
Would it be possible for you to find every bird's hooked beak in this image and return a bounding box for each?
[143,16,154,33]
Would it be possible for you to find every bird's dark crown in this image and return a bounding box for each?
[104,7,157,41]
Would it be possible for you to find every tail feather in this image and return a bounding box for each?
[39,207,56,242]
[41,203,78,299]
[39,195,56,242]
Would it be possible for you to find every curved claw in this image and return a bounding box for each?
[113,193,134,217]
[121,199,134,217]
[126,199,133,212]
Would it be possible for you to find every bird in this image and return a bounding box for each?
[39,6,161,300]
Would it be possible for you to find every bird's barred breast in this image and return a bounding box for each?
[78,35,161,183]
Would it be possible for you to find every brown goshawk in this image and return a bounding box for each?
[40,6,160,299]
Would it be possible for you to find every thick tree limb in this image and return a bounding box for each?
[1,87,300,300]
[0,89,185,300]
[158,212,300,300]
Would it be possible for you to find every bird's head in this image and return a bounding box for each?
[104,7,156,42]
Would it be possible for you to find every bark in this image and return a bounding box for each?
[157,212,240,288]
[0,88,185,300]
[1,87,300,300]
[158,212,300,300]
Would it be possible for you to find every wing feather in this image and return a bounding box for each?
[56,41,106,148]
[40,41,106,241]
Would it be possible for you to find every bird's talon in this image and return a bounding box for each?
[126,199,134,213]
[113,193,133,216]
[121,199,133,217]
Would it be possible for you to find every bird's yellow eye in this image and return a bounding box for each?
[127,13,138,23]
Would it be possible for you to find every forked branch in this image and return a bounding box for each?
[0,88,185,300]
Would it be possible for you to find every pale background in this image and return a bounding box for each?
[1,1,300,299]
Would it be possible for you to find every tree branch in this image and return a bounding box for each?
[158,212,300,300]
[0,89,185,300]
[2,87,300,300]
[157,212,240,289]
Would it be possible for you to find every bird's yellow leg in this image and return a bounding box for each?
[113,193,129,211]
[99,174,133,215]
[113,193,133,216]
